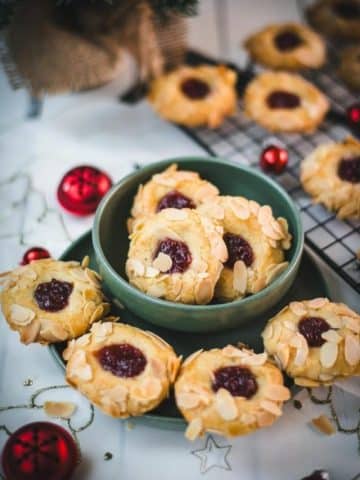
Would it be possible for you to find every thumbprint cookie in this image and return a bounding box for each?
[245,22,326,70]
[175,346,290,440]
[148,65,237,128]
[300,137,360,219]
[64,321,181,418]
[0,257,109,344]
[262,298,360,387]
[307,0,360,40]
[126,208,227,304]
[244,71,329,133]
[128,164,219,231]
[198,196,291,302]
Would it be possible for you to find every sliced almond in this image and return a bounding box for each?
[40,322,68,342]
[290,333,309,366]
[76,333,91,347]
[10,304,35,326]
[211,204,225,220]
[70,350,93,381]
[222,345,244,358]
[153,253,172,273]
[256,411,275,427]
[145,266,160,278]
[311,415,335,436]
[163,208,188,221]
[20,318,41,344]
[233,260,247,294]
[211,235,228,263]
[85,268,102,284]
[260,400,282,416]
[241,352,268,366]
[249,200,260,216]
[185,417,203,441]
[195,279,213,305]
[168,356,181,383]
[231,198,250,220]
[258,205,272,225]
[343,316,360,334]
[265,262,288,286]
[283,320,297,331]
[344,333,360,366]
[126,259,145,277]
[215,388,238,421]
[262,223,284,241]
[240,413,256,425]
[289,301,307,316]
[147,283,166,298]
[176,392,201,409]
[265,384,291,402]
[325,314,343,329]
[90,305,104,324]
[307,297,329,309]
[275,344,290,369]
[320,341,338,368]
[44,401,76,419]
[262,324,273,341]
[294,377,320,388]
[140,377,162,399]
[182,349,203,368]
[81,256,90,269]
[91,321,113,342]
[319,373,334,382]
[107,384,128,404]
[321,330,342,344]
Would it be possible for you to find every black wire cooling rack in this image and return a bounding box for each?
[180,50,360,294]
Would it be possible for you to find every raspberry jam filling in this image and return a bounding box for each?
[181,78,210,100]
[274,30,303,51]
[337,156,360,183]
[157,190,195,212]
[96,344,147,378]
[267,90,301,109]
[154,238,192,274]
[34,279,73,312]
[298,317,331,347]
[334,1,360,19]
[223,233,254,269]
[212,366,258,398]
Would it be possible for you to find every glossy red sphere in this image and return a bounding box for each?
[57,165,112,216]
[2,422,79,480]
[20,247,51,265]
[347,103,360,128]
[260,145,288,174]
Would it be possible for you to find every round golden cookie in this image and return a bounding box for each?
[129,163,219,230]
[245,22,326,70]
[307,0,360,40]
[64,321,181,418]
[198,196,292,302]
[126,208,227,304]
[262,298,360,387]
[338,45,360,91]
[0,257,109,345]
[148,65,237,128]
[243,71,329,133]
[300,137,360,219]
[175,345,290,440]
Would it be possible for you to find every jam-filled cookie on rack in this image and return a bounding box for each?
[0,258,109,345]
[148,65,237,128]
[300,137,360,219]
[198,196,291,302]
[175,346,290,440]
[64,321,181,418]
[126,208,227,304]
[262,298,360,387]
[129,164,219,230]
[244,71,329,133]
[307,0,360,40]
[245,22,326,70]
[338,45,360,91]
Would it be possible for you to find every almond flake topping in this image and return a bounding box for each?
[262,324,273,341]
[10,304,35,326]
[145,266,160,278]
[258,205,272,225]
[231,198,250,220]
[321,330,342,344]
[311,415,335,436]
[241,352,268,366]
[195,279,213,305]
[289,301,307,316]
[63,340,76,361]
[140,377,162,399]
[233,260,247,294]
[265,384,290,402]
[81,256,90,269]
[127,259,145,277]
[70,350,93,381]
[290,333,309,366]
[44,401,76,419]
[185,418,203,441]
[343,316,360,334]
[344,334,360,366]
[257,411,275,427]
[182,349,203,368]
[307,297,329,309]
[260,400,282,416]
[163,208,188,220]
[275,344,290,369]
[153,253,173,273]
[320,341,338,368]
[215,388,238,421]
[176,392,202,409]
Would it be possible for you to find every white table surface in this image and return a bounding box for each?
[0,1,359,479]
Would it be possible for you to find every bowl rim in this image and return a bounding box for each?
[92,156,304,312]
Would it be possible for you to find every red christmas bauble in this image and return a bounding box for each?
[2,422,79,480]
[57,166,112,216]
[20,247,51,265]
[347,103,360,128]
[260,145,288,174]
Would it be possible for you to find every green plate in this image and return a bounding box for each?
[49,230,330,430]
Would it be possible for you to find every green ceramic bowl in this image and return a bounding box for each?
[92,157,304,332]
